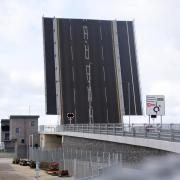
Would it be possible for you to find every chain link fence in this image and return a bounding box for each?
[29,146,122,179]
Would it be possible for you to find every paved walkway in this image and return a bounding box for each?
[0,158,73,180]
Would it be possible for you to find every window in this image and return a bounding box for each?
[21,139,25,143]
[4,133,9,140]
[2,125,9,131]
[16,128,20,134]
[31,121,35,127]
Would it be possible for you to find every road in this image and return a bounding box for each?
[0,158,31,180]
[0,158,73,180]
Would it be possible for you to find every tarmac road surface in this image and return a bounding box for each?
[0,158,31,180]
[0,158,73,180]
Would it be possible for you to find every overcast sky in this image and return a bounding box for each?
[0,0,180,124]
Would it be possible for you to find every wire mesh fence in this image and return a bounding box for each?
[29,146,122,179]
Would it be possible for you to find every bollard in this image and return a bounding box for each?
[35,161,40,180]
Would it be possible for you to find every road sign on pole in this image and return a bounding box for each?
[146,95,165,116]
[67,113,74,124]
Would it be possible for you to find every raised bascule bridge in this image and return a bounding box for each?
[41,17,178,169]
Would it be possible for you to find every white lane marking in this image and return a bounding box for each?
[83,25,88,40]
[104,87,107,103]
[70,46,74,61]
[72,66,75,82]
[87,85,92,103]
[70,23,72,41]
[101,46,104,60]
[106,109,109,123]
[102,66,106,82]
[99,26,102,40]
[73,88,76,104]
[84,44,89,60]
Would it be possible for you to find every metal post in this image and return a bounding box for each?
[171,126,174,141]
[103,152,105,164]
[28,135,30,160]
[69,117,72,124]
[122,124,125,136]
[90,151,93,176]
[81,150,83,161]
[97,152,100,176]
[108,152,111,167]
[35,161,40,180]
[113,124,116,135]
[119,153,122,167]
[115,153,118,166]
[63,148,65,170]
[73,159,77,180]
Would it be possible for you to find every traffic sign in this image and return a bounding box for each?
[67,113,74,118]
[146,95,165,116]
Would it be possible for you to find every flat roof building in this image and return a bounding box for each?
[10,115,39,158]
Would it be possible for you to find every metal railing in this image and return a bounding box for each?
[39,123,180,142]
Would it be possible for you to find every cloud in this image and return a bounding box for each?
[0,0,180,124]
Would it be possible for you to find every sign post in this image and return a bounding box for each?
[67,113,74,124]
[146,95,165,124]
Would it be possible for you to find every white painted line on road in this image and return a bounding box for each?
[99,26,102,40]
[72,66,75,82]
[101,46,104,60]
[70,46,74,61]
[104,87,107,103]
[106,109,109,123]
[69,23,72,41]
[103,66,106,82]
[73,88,76,104]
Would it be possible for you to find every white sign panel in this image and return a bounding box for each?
[146,95,165,116]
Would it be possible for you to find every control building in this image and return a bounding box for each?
[43,17,142,124]
[1,115,39,157]
[10,115,40,158]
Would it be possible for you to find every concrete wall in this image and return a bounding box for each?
[63,136,171,165]
[40,134,62,150]
[60,131,180,153]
